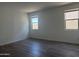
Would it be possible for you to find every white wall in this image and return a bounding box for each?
[0,3,29,45]
[29,3,79,44]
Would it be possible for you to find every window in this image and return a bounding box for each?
[31,16,38,30]
[64,8,79,30]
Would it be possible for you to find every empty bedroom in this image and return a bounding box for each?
[0,2,79,57]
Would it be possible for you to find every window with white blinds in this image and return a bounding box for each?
[31,16,38,30]
[64,9,79,30]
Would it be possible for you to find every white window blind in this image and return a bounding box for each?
[64,8,79,30]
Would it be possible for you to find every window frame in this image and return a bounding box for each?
[64,8,79,30]
[31,15,39,30]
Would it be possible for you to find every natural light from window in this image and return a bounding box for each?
[31,16,38,30]
[64,9,79,30]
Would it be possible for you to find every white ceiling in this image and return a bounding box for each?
[21,2,72,13]
[0,2,72,13]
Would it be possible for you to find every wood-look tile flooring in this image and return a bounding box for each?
[0,38,79,57]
